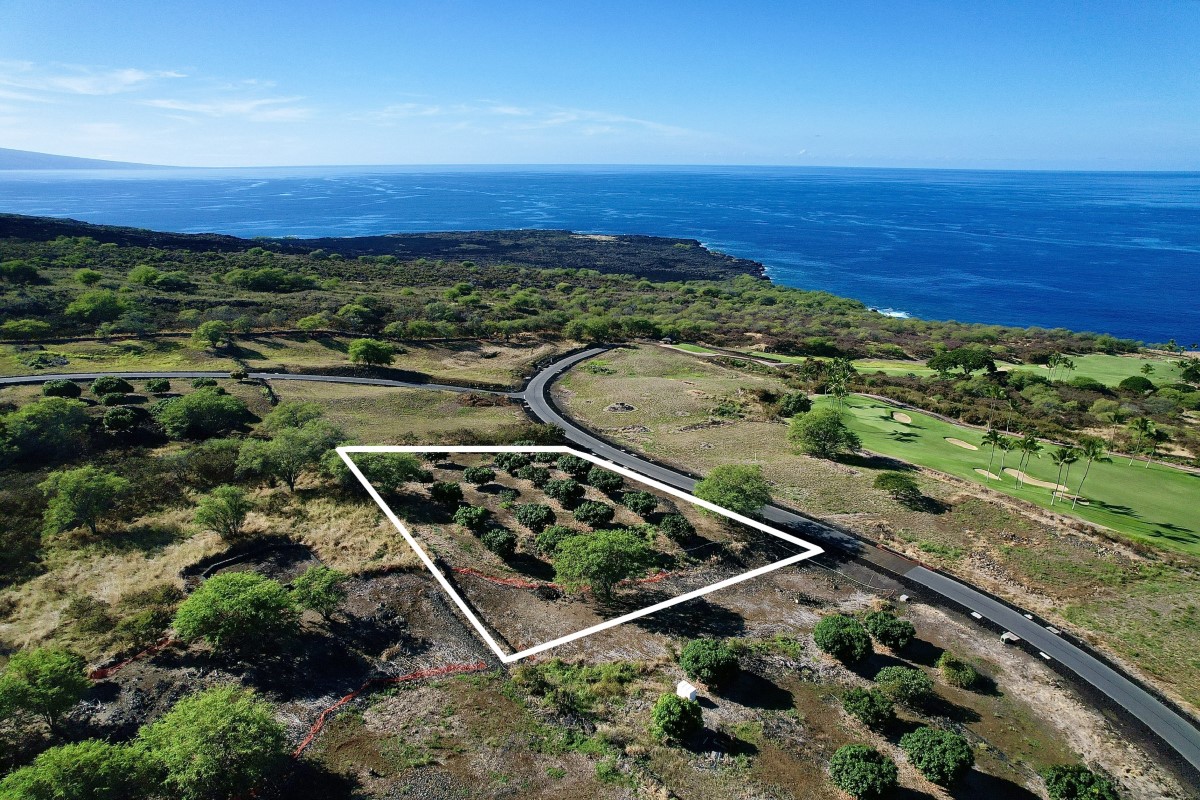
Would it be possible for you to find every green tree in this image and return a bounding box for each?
[649,693,702,743]
[621,490,659,518]
[863,611,916,650]
[429,481,464,505]
[777,391,812,418]
[789,407,861,459]
[515,464,551,487]
[1013,432,1043,487]
[679,638,739,687]
[874,666,934,706]
[0,319,53,339]
[936,652,981,690]
[91,376,132,396]
[144,378,171,394]
[1117,375,1154,394]
[554,528,653,599]
[1049,446,1079,505]
[193,485,252,541]
[693,463,771,516]
[555,454,591,478]
[137,685,287,800]
[544,478,584,505]
[1042,764,1122,800]
[572,500,615,527]
[841,687,895,730]
[1072,437,1109,509]
[981,428,1004,481]
[346,451,427,493]
[1127,417,1155,467]
[871,472,921,506]
[899,727,974,785]
[64,289,125,323]
[172,572,299,652]
[813,614,873,663]
[482,527,518,557]
[0,739,151,800]
[347,338,395,366]
[586,466,624,492]
[128,264,162,285]
[0,648,90,731]
[237,421,342,491]
[462,466,496,485]
[41,379,82,399]
[828,744,899,800]
[290,565,348,618]
[534,524,578,556]
[39,466,130,536]
[191,320,233,350]
[101,406,137,433]
[514,503,556,532]
[153,389,248,439]
[658,513,694,542]
[453,504,490,532]
[74,268,103,286]
[3,398,90,460]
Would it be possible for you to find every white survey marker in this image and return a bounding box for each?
[338,445,824,663]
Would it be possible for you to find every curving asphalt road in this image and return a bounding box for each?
[3,356,1199,775]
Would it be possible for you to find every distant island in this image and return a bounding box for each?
[0,147,164,170]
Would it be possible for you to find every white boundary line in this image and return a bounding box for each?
[338,445,824,663]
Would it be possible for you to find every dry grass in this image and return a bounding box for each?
[282,496,421,574]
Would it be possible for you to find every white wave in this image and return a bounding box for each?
[871,307,912,319]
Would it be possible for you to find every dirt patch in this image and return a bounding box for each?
[605,402,636,412]
[945,437,978,450]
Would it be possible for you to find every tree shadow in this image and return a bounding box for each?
[630,596,746,639]
[839,452,916,471]
[961,769,1041,799]
[691,728,761,759]
[920,692,982,725]
[279,759,361,799]
[101,521,186,555]
[903,495,950,514]
[503,551,556,582]
[902,638,945,668]
[720,670,794,711]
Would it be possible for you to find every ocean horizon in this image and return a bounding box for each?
[2,165,1198,344]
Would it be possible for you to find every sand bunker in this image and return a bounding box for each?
[892,411,912,423]
[945,437,978,450]
[973,468,1001,480]
[1003,469,1067,491]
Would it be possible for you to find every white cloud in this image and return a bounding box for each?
[143,96,312,122]
[0,62,184,96]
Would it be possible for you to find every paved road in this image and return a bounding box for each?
[4,358,1200,773]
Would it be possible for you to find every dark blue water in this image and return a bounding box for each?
[2,166,1198,344]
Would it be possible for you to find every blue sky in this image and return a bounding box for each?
[0,0,1197,168]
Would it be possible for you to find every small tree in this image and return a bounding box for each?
[495,452,532,474]
[351,452,428,493]
[348,338,395,366]
[482,527,518,557]
[621,490,659,518]
[154,389,248,439]
[936,651,981,690]
[453,504,490,532]
[863,610,916,650]
[0,647,90,731]
[586,466,625,492]
[3,397,90,461]
[789,407,861,459]
[872,471,922,506]
[1042,764,1122,800]
[144,378,171,394]
[40,466,131,536]
[102,406,138,433]
[694,464,771,516]
[138,685,287,800]
[429,481,464,505]
[236,421,341,491]
[172,572,299,653]
[554,528,653,599]
[191,320,233,350]
[573,500,615,528]
[74,268,103,285]
[534,524,578,556]
[42,379,82,399]
[462,466,496,485]
[828,744,899,800]
[290,565,348,618]
[841,687,895,730]
[777,391,812,418]
[0,739,152,800]
[543,478,584,506]
[91,375,133,396]
[649,693,702,743]
[679,638,739,687]
[515,464,551,487]
[194,485,253,541]
[555,454,591,478]
[813,614,873,663]
[514,503,555,532]
[899,727,974,786]
[874,666,934,706]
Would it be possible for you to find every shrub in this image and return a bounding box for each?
[658,513,694,542]
[482,527,518,557]
[348,338,394,366]
[0,647,90,730]
[534,524,578,556]
[556,454,591,478]
[573,500,615,527]
[1042,764,1122,800]
[192,320,232,350]
[495,452,532,474]
[193,485,252,541]
[813,614,873,663]
[429,481,464,505]
[237,421,342,491]
[777,391,813,418]
[872,471,922,505]
[153,390,247,439]
[874,666,934,706]
[102,406,138,432]
[129,264,161,285]
[515,464,551,487]
[899,727,974,785]
[554,528,654,599]
[42,379,82,399]
[462,466,496,485]
[694,464,771,516]
[191,377,218,389]
[936,652,981,690]
[841,687,895,730]
[144,378,171,394]
[138,685,287,800]
[0,739,152,800]
[65,289,125,323]
[1117,375,1155,394]
[39,466,130,536]
[172,572,299,653]
[788,407,862,459]
[828,744,899,800]
[621,490,659,517]
[97,392,126,407]
[543,478,584,505]
[863,610,916,650]
[679,638,739,687]
[91,375,133,396]
[290,565,348,618]
[649,693,702,743]
[514,503,555,532]
[586,466,624,492]
[0,318,52,339]
[2,397,90,461]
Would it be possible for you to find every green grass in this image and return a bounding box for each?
[672,343,717,354]
[0,338,238,376]
[1010,353,1186,387]
[821,394,1200,555]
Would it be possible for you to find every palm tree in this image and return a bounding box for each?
[1049,446,1078,505]
[1145,428,1166,469]
[982,428,1003,481]
[1015,433,1042,488]
[997,436,1017,479]
[1046,352,1063,381]
[1072,437,1109,509]
[1128,417,1155,466]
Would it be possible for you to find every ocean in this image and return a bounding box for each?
[2,166,1197,344]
